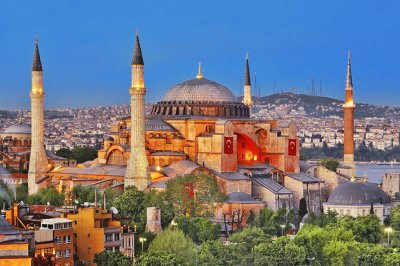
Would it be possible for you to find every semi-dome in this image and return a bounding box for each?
[327,181,389,205]
[3,123,31,135]
[163,78,238,103]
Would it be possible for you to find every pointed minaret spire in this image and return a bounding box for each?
[346,50,353,88]
[131,32,144,65]
[244,52,251,86]
[196,62,203,79]
[32,38,43,71]
[243,52,252,116]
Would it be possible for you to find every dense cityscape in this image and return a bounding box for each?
[1,97,399,154]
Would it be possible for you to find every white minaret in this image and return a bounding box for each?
[124,33,150,190]
[28,39,48,194]
[242,52,252,114]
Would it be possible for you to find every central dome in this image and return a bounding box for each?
[163,78,238,103]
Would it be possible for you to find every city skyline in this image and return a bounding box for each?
[0,1,399,109]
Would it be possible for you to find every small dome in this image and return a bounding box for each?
[163,78,238,103]
[327,181,389,205]
[3,123,31,135]
[104,136,114,141]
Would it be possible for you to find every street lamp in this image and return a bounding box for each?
[139,237,147,253]
[385,227,393,245]
[280,224,286,236]
[307,257,315,265]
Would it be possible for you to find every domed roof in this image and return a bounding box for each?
[163,78,238,103]
[3,123,31,135]
[327,181,389,205]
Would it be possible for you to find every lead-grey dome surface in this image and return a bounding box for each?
[3,123,31,134]
[327,181,389,205]
[163,78,238,103]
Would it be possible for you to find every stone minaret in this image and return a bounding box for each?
[343,51,355,173]
[124,33,150,190]
[28,39,48,194]
[242,53,252,113]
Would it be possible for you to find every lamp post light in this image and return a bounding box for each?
[385,227,393,245]
[307,257,315,265]
[280,224,286,236]
[139,237,147,253]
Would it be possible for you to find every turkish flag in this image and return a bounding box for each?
[224,136,234,154]
[288,139,297,156]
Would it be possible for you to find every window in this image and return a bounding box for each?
[56,251,62,258]
[88,234,91,239]
[114,233,120,241]
[64,235,71,243]
[105,234,113,242]
[65,249,71,257]
[339,209,343,215]
[55,236,62,244]
[362,210,366,215]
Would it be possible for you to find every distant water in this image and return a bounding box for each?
[356,164,400,184]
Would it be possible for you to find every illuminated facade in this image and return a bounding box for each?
[45,36,326,216]
[64,207,122,265]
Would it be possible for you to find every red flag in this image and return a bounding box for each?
[224,136,233,154]
[288,139,297,156]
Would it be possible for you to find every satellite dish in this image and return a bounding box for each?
[110,207,119,214]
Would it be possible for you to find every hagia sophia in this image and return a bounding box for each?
[1,34,396,223]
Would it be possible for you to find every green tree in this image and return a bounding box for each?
[254,237,307,266]
[26,187,65,206]
[321,158,339,172]
[354,243,389,266]
[175,216,220,244]
[246,209,256,226]
[299,198,308,220]
[55,148,72,159]
[390,205,400,231]
[295,224,354,265]
[148,229,195,264]
[384,252,400,266]
[143,190,175,228]
[71,146,98,163]
[198,240,239,266]
[306,211,338,227]
[229,227,269,253]
[71,185,96,204]
[93,251,132,266]
[112,186,146,230]
[16,183,28,203]
[0,180,13,208]
[337,215,383,244]
[322,240,355,266]
[136,251,183,266]
[165,174,226,217]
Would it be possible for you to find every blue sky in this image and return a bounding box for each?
[0,1,399,109]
